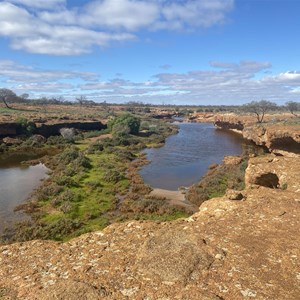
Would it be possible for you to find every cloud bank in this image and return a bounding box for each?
[1,59,299,105]
[0,0,234,55]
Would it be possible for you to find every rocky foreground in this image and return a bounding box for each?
[0,152,299,300]
[1,117,300,300]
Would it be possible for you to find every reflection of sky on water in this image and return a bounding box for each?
[0,163,48,230]
[140,123,244,190]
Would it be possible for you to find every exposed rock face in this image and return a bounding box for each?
[0,121,106,138]
[242,124,300,155]
[0,154,299,299]
[36,122,106,137]
[215,121,300,155]
[245,155,300,192]
[214,120,244,131]
[2,137,22,145]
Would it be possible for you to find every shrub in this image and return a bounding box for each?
[73,155,91,169]
[46,135,74,145]
[55,175,78,187]
[108,114,141,135]
[16,117,36,136]
[103,170,124,183]
[60,201,73,214]
[58,147,79,164]
[87,142,104,154]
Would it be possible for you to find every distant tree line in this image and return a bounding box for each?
[0,88,299,121]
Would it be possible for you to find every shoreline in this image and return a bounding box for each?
[148,188,198,212]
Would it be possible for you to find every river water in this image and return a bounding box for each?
[140,122,245,190]
[0,154,48,233]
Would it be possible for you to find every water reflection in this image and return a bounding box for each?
[140,123,245,190]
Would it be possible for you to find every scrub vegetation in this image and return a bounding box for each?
[0,98,282,244]
[4,113,189,243]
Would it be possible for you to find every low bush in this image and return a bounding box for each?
[55,175,78,187]
[58,147,79,164]
[103,170,124,183]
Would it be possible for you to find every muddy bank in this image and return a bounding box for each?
[148,188,198,213]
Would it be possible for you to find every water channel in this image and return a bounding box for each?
[0,153,48,233]
[0,123,246,233]
[140,122,246,190]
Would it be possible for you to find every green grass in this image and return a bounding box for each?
[12,119,189,242]
[34,144,132,239]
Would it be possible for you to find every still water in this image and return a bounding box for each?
[140,122,245,190]
[0,154,48,232]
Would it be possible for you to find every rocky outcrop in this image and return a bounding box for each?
[242,124,300,155]
[215,121,300,155]
[214,120,244,131]
[0,121,106,138]
[35,122,106,137]
[2,137,22,145]
[245,155,300,191]
[0,154,299,299]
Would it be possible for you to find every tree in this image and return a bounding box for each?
[20,93,29,100]
[76,95,87,106]
[243,100,277,123]
[108,114,141,135]
[286,101,299,116]
[0,88,17,108]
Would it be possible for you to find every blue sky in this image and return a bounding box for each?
[0,0,300,105]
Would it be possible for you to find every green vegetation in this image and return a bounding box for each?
[15,117,36,135]
[8,117,187,243]
[242,100,277,123]
[187,158,249,206]
[108,113,141,135]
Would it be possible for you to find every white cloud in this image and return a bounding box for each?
[1,59,299,104]
[0,60,97,94]
[75,61,300,104]
[7,0,66,9]
[0,0,235,55]
[158,0,234,30]
[0,60,97,82]
[81,0,159,30]
[0,2,135,55]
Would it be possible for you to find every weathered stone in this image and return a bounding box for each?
[223,156,242,165]
[31,134,46,143]
[0,124,299,300]
[2,137,22,145]
[226,189,244,200]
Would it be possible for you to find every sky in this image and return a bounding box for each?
[0,0,300,105]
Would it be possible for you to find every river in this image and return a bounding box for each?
[140,122,245,190]
[0,154,48,234]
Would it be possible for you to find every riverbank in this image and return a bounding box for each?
[148,188,197,212]
[1,115,264,243]
[0,142,299,299]
[0,109,299,298]
[214,116,300,155]
[1,117,191,243]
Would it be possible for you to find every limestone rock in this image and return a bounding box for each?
[245,154,300,192]
[2,137,22,145]
[226,189,244,200]
[0,133,300,300]
[223,155,242,165]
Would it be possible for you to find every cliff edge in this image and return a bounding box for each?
[214,119,300,156]
[0,151,299,299]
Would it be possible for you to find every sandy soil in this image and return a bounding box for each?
[149,188,198,210]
